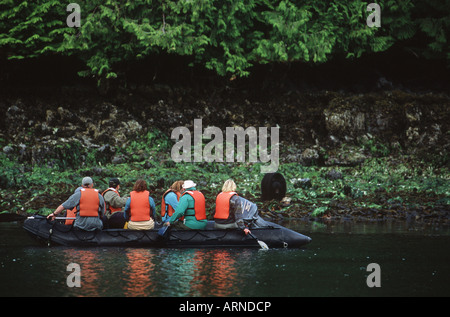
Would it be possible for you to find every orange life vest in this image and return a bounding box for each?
[129,190,151,222]
[65,207,76,225]
[182,190,206,221]
[102,188,122,213]
[214,191,238,220]
[161,189,181,217]
[79,188,100,217]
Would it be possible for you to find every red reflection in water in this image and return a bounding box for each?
[60,248,249,297]
[62,249,102,297]
[123,249,154,297]
[189,249,241,296]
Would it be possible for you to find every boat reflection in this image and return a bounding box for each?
[62,249,102,297]
[123,248,155,297]
[188,249,241,296]
[60,247,252,297]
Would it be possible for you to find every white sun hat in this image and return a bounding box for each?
[182,180,197,189]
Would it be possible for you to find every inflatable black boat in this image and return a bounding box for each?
[23,215,311,249]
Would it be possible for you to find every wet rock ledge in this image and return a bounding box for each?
[0,85,448,223]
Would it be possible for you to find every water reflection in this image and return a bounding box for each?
[58,248,250,297]
[3,221,448,297]
[156,249,249,297]
[62,249,103,297]
[123,249,154,297]
[187,249,240,296]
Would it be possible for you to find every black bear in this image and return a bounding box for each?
[261,172,286,201]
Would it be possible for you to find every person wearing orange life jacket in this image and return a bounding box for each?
[64,185,83,226]
[102,178,128,229]
[214,179,269,234]
[64,206,77,226]
[161,180,183,222]
[47,177,105,231]
[163,180,207,230]
[124,179,156,230]
[214,179,250,235]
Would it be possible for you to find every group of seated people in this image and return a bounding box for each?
[47,177,267,235]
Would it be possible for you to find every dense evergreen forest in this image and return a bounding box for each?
[1,1,449,82]
[0,1,448,223]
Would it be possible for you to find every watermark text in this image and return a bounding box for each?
[171,119,279,173]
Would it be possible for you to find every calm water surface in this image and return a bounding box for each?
[1,220,449,297]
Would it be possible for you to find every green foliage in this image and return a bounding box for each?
[311,206,327,216]
[0,153,22,188]
[1,134,448,217]
[119,130,172,156]
[362,138,390,157]
[0,0,67,58]
[1,0,449,83]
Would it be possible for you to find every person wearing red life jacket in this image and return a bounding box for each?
[214,179,251,235]
[215,179,269,233]
[47,177,105,231]
[163,180,207,230]
[102,177,128,229]
[63,185,83,226]
[161,180,183,222]
[124,179,156,230]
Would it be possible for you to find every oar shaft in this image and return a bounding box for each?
[27,216,76,220]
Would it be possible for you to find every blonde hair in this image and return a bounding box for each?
[222,179,237,192]
[170,180,184,192]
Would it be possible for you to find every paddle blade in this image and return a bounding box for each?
[257,240,269,250]
[158,225,170,237]
[249,232,269,250]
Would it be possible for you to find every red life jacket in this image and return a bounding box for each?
[161,189,181,217]
[79,188,100,217]
[102,188,122,213]
[129,190,151,222]
[65,207,76,225]
[214,191,238,220]
[182,190,206,221]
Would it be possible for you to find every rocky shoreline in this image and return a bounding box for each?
[0,84,449,224]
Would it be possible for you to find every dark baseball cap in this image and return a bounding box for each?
[109,178,120,187]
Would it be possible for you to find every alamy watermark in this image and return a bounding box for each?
[66,263,81,287]
[66,2,381,29]
[367,3,381,28]
[66,3,81,28]
[65,1,380,172]
[366,263,381,287]
[170,119,280,173]
[66,261,381,290]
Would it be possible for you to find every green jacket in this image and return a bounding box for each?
[168,187,207,229]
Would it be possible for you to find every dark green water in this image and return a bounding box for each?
[1,220,449,297]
